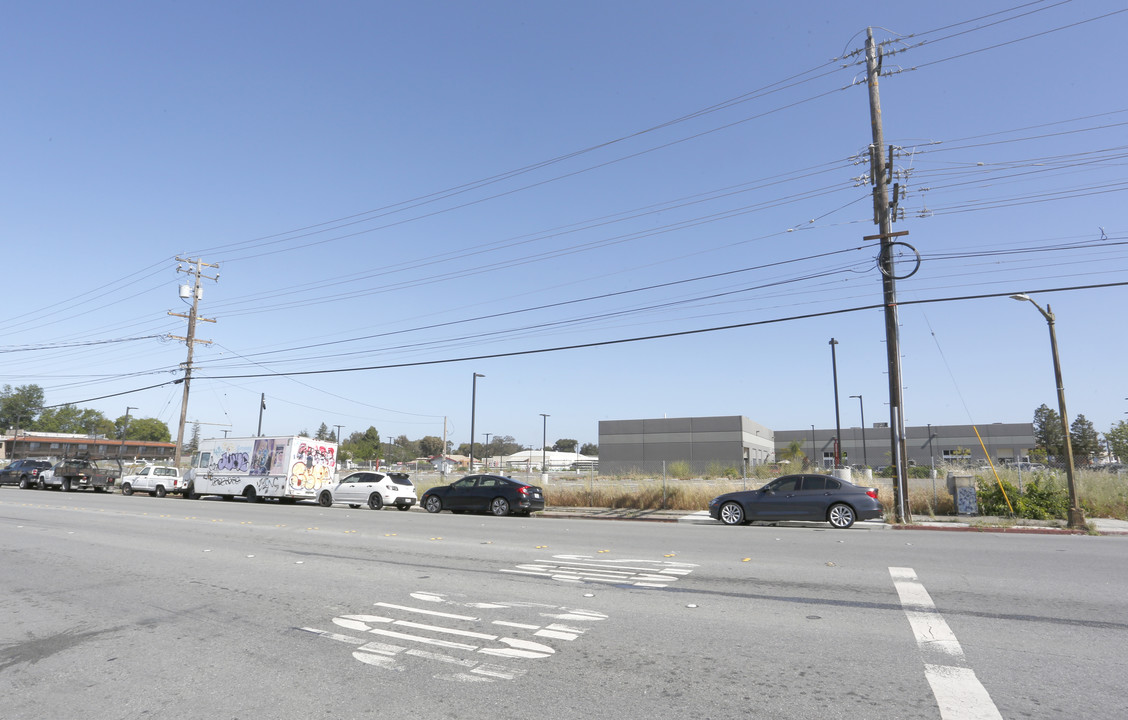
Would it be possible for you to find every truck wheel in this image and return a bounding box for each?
[243,487,260,503]
[37,478,46,490]
[156,486,167,498]
[122,483,133,496]
[60,478,71,492]
[184,485,198,499]
[19,476,30,489]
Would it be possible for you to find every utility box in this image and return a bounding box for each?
[947,473,978,515]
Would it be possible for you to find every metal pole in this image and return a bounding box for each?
[830,338,842,467]
[810,425,816,470]
[470,373,484,472]
[850,395,867,468]
[118,406,136,461]
[257,393,265,437]
[484,433,492,470]
[928,423,936,506]
[540,414,550,477]
[1012,295,1084,528]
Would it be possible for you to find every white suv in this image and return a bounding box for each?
[317,471,417,511]
[121,465,187,498]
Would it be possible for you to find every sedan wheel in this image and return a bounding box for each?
[318,491,333,507]
[719,501,745,525]
[490,497,510,516]
[368,493,384,511]
[827,503,856,529]
[424,495,442,513]
[122,483,133,496]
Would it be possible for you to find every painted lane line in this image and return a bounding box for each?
[889,567,1003,720]
[374,602,478,621]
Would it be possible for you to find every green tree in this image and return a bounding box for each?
[36,405,108,434]
[351,427,383,463]
[1,384,46,430]
[315,423,330,441]
[493,435,522,457]
[779,439,807,467]
[1069,414,1100,465]
[187,422,201,454]
[553,438,578,453]
[1106,420,1128,463]
[579,442,598,456]
[419,435,444,457]
[1033,404,1065,458]
[124,417,171,442]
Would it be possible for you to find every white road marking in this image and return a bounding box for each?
[303,592,602,682]
[501,555,699,587]
[889,567,1003,720]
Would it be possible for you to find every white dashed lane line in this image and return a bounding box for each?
[889,567,1003,720]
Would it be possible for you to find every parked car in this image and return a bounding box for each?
[421,474,544,517]
[120,464,188,498]
[707,473,884,529]
[40,457,121,492]
[317,471,417,510]
[0,459,53,488]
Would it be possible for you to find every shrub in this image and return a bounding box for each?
[976,477,1068,519]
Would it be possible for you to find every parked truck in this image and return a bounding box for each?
[41,457,122,492]
[184,436,338,503]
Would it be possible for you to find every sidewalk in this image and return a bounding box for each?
[537,506,1128,535]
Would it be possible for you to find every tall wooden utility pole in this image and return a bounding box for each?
[865,28,910,522]
[169,257,218,467]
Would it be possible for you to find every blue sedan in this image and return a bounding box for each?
[707,473,884,529]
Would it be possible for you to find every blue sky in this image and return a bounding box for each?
[2,1,1126,452]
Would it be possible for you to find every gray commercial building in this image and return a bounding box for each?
[598,416,774,475]
[597,416,1034,476]
[775,422,1035,470]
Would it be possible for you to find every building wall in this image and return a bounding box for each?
[774,423,1034,469]
[599,416,773,475]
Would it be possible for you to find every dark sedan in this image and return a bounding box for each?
[707,473,884,529]
[421,474,545,517]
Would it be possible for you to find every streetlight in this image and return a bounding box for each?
[540,414,550,478]
[470,373,484,472]
[849,395,867,468]
[484,433,492,470]
[1010,293,1085,529]
[118,406,137,461]
[829,338,842,467]
[810,425,816,470]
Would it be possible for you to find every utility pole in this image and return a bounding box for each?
[829,338,842,467]
[864,28,910,523]
[169,257,218,467]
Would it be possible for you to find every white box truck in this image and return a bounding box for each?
[185,436,338,503]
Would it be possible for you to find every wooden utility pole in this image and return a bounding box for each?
[865,28,910,522]
[169,257,218,467]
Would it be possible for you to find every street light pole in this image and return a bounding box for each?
[829,338,842,467]
[470,373,484,473]
[849,395,867,468]
[118,406,137,462]
[484,433,492,470]
[540,414,550,477]
[810,424,816,470]
[1011,294,1085,529]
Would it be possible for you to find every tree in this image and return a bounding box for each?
[1033,404,1065,458]
[1106,420,1128,463]
[493,435,522,457]
[779,439,807,466]
[1,384,46,431]
[351,427,383,463]
[553,438,578,453]
[188,422,201,454]
[315,423,330,441]
[36,405,108,434]
[1069,414,1100,465]
[125,417,172,443]
[579,442,598,456]
[419,435,444,457]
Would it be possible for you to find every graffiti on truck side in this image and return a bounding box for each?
[214,451,250,472]
[288,443,336,492]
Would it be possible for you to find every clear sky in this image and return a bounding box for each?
[2,1,1126,452]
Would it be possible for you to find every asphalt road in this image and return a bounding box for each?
[2,489,1126,719]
